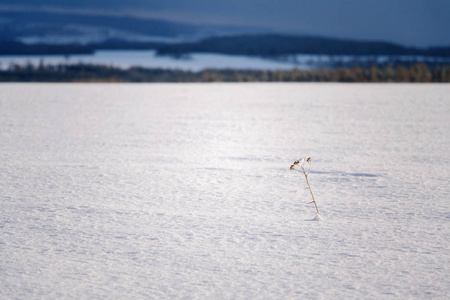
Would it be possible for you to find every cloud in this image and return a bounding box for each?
[1,0,449,46]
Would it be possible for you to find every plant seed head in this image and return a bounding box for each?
[291,158,305,169]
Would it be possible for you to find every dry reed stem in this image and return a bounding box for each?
[290,157,320,214]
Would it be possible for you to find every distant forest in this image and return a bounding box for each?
[155,34,450,57]
[0,40,164,56]
[1,62,448,82]
[1,34,450,58]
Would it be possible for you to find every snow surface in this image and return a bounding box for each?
[0,83,449,299]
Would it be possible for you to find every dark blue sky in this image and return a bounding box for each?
[1,0,449,46]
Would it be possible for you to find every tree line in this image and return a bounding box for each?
[0,62,448,82]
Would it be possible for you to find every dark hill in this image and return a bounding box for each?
[156,34,450,57]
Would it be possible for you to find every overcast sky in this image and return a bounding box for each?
[2,0,449,46]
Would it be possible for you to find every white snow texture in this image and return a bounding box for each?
[0,83,449,299]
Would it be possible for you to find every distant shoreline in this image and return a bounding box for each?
[1,62,448,82]
[2,35,450,58]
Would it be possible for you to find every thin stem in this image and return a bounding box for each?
[302,166,320,214]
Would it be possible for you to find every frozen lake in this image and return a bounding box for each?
[0,83,449,299]
[0,50,306,71]
[1,50,449,71]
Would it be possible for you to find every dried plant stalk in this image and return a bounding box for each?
[290,157,320,214]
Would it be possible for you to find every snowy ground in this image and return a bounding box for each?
[0,83,449,299]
